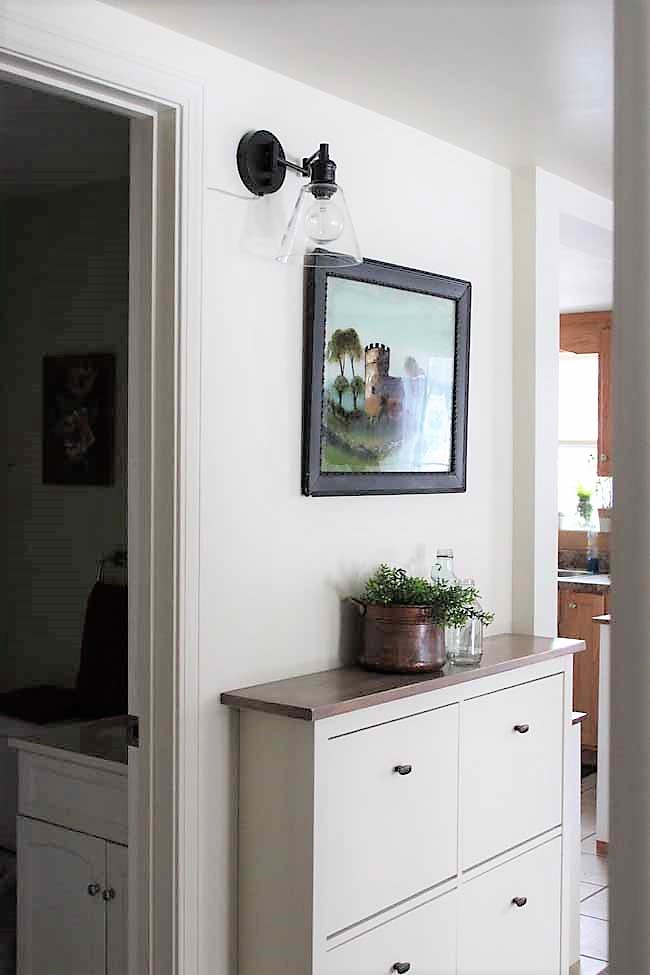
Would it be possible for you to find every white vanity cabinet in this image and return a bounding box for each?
[223,634,584,975]
[17,818,127,975]
[11,725,128,975]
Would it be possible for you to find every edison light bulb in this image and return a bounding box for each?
[304,198,345,244]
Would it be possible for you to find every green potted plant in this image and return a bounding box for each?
[576,483,594,525]
[350,564,494,673]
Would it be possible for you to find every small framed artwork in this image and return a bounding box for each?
[43,353,116,485]
[302,255,471,496]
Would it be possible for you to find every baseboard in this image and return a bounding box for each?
[596,839,609,856]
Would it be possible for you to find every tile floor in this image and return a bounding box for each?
[579,774,609,975]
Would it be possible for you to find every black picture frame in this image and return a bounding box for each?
[302,255,471,497]
[42,353,116,486]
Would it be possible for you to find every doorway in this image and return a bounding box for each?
[556,221,613,974]
[0,62,180,975]
[0,82,130,975]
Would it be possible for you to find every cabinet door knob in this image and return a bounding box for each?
[87,883,101,897]
[392,964,411,974]
[600,453,609,463]
[394,764,412,776]
[568,601,578,610]
[512,896,528,908]
[102,888,116,902]
[514,724,530,734]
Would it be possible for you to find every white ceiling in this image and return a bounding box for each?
[105,0,613,198]
[0,80,128,198]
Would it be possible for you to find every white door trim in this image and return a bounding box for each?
[0,17,204,975]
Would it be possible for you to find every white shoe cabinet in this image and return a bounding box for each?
[222,635,584,975]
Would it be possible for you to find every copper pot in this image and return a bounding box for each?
[350,599,446,673]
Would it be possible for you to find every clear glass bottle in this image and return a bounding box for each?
[446,578,484,666]
[432,548,456,583]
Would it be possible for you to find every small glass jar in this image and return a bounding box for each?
[446,617,484,666]
[446,578,484,666]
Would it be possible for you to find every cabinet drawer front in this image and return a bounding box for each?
[322,704,459,935]
[461,675,563,868]
[323,888,457,975]
[18,752,128,844]
[458,838,562,975]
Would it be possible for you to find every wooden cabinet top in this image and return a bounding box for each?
[221,634,585,721]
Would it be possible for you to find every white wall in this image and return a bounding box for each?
[559,246,613,312]
[611,5,650,966]
[207,70,513,975]
[512,169,613,638]
[559,212,613,312]
[203,101,513,971]
[3,180,129,691]
[0,204,7,674]
[0,4,513,971]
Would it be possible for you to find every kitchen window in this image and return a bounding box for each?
[558,351,598,527]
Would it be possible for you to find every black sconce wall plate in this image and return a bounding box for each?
[236,129,287,196]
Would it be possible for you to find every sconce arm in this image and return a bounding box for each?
[278,157,310,177]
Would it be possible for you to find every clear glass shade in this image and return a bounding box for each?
[277,182,362,267]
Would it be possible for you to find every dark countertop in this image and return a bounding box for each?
[558,573,610,595]
[9,715,127,769]
[221,633,585,722]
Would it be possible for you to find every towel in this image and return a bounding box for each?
[75,581,128,719]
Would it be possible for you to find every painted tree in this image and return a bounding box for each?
[343,328,363,378]
[326,329,348,377]
[350,375,365,410]
[333,374,350,408]
[404,355,425,378]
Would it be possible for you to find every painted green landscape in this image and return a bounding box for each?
[321,277,456,474]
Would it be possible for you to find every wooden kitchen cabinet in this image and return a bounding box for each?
[560,311,612,476]
[558,588,607,749]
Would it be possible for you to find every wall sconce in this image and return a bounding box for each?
[236,130,362,267]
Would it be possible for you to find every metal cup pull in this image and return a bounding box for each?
[394,764,413,775]
[514,724,530,734]
[392,964,411,974]
[512,896,528,908]
[87,883,101,897]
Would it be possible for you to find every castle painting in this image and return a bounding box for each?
[320,276,456,475]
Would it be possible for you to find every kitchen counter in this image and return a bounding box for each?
[221,633,584,721]
[9,715,127,773]
[558,573,610,594]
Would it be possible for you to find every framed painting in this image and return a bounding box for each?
[43,353,115,485]
[302,255,471,496]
